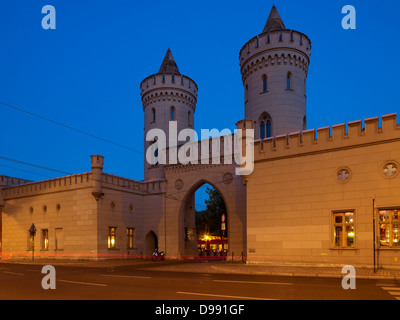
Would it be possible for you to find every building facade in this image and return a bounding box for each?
[1,5,399,268]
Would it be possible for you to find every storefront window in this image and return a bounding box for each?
[333,211,355,247]
[379,209,400,247]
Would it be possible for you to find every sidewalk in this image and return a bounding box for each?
[2,258,400,280]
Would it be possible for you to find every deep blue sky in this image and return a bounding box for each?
[1,0,399,196]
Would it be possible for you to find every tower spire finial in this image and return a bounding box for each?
[158,48,180,75]
[263,4,286,33]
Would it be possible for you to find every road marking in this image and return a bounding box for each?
[382,287,400,291]
[176,291,278,300]
[376,283,396,287]
[58,279,108,287]
[388,291,400,296]
[213,280,293,286]
[100,274,151,279]
[3,271,24,276]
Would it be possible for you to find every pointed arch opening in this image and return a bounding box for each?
[286,71,293,90]
[262,74,268,92]
[259,112,272,139]
[179,180,229,259]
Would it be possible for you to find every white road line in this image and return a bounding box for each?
[387,291,400,296]
[376,283,396,287]
[213,280,293,286]
[100,274,151,279]
[3,271,24,276]
[176,291,278,300]
[382,287,400,291]
[58,279,108,287]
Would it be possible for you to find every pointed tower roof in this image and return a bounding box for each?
[158,48,180,75]
[262,5,286,33]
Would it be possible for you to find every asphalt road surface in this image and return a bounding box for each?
[0,261,399,301]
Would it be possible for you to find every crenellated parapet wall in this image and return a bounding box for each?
[101,172,165,195]
[239,29,311,82]
[2,172,165,201]
[140,73,198,111]
[253,113,400,163]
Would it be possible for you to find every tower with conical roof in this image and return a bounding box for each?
[140,49,198,180]
[239,5,311,138]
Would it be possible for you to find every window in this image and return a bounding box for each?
[170,107,175,121]
[108,227,116,249]
[262,75,268,92]
[379,209,399,247]
[303,116,307,131]
[259,114,272,139]
[127,228,134,249]
[286,72,292,90]
[149,140,158,166]
[55,228,64,250]
[245,84,249,102]
[42,229,49,250]
[188,111,191,126]
[333,211,355,248]
[152,108,156,122]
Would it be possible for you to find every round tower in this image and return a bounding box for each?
[140,49,198,181]
[239,5,311,138]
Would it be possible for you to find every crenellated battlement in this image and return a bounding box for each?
[2,171,165,200]
[253,113,400,163]
[239,30,311,80]
[140,73,198,110]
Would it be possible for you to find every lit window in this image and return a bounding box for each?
[333,211,355,247]
[379,209,399,247]
[42,229,49,250]
[108,227,116,249]
[127,228,134,249]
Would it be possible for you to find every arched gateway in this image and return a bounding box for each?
[159,163,247,260]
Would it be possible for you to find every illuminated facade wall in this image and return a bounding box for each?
[245,114,400,268]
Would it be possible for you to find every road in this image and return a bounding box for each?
[0,261,399,301]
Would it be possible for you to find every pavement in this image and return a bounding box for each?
[2,257,400,280]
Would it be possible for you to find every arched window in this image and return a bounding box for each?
[286,72,292,90]
[170,107,175,121]
[262,75,268,92]
[188,111,191,126]
[259,113,272,139]
[152,108,156,122]
[245,84,249,102]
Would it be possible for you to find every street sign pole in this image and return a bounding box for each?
[29,223,36,261]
